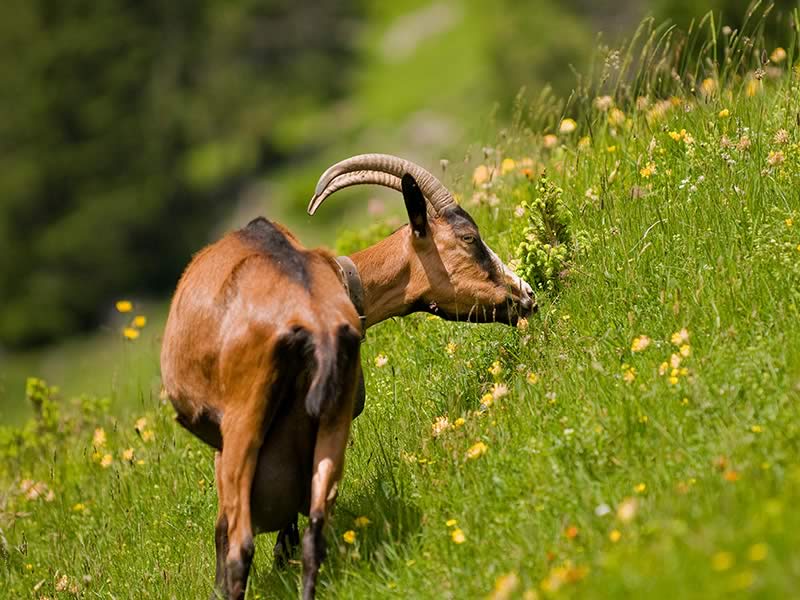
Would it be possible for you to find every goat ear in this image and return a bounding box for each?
[401,173,427,238]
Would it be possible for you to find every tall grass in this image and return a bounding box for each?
[2,12,800,599]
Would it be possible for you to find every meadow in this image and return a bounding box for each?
[2,18,800,599]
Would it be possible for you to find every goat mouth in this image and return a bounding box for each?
[423,300,532,326]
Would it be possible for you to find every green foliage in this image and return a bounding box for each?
[515,174,588,291]
[335,220,402,256]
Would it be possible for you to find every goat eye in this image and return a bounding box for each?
[461,234,476,244]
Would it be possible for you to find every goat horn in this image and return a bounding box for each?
[307,154,456,217]
[308,171,403,212]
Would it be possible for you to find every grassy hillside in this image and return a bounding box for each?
[2,22,800,599]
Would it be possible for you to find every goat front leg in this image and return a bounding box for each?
[302,414,353,600]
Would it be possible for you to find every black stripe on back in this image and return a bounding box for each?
[237,217,310,289]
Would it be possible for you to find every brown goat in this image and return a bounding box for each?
[160,154,534,600]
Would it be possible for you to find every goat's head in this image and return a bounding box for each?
[308,154,535,325]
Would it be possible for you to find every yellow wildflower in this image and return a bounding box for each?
[622,365,636,384]
[517,317,529,331]
[466,441,488,460]
[489,572,519,600]
[122,448,135,462]
[750,425,763,434]
[700,78,717,96]
[374,353,388,368]
[72,503,86,512]
[135,417,147,432]
[354,516,371,528]
[141,430,155,442]
[746,79,761,97]
[116,300,133,313]
[488,361,502,377]
[450,528,466,544]
[680,344,691,357]
[770,47,787,64]
[446,519,458,527]
[559,118,577,134]
[473,165,492,185]
[671,328,689,346]
[480,394,494,408]
[123,327,140,340]
[527,372,539,384]
[342,530,356,544]
[453,417,466,428]
[609,529,622,543]
[631,335,651,352]
[100,454,113,468]
[711,551,734,571]
[501,158,516,174]
[608,108,626,127]
[578,136,591,149]
[639,163,656,178]
[92,428,107,448]
[786,218,793,228]
[634,482,646,494]
[669,130,682,141]
[748,543,768,562]
[132,315,147,328]
[718,108,730,118]
[606,145,617,153]
[446,341,457,355]
[669,376,679,385]
[659,362,669,376]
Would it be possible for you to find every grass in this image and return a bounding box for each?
[2,15,800,599]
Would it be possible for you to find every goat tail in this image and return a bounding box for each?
[304,323,361,419]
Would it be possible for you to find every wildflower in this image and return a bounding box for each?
[750,425,763,434]
[374,354,388,368]
[774,129,789,145]
[767,150,785,166]
[473,165,492,185]
[578,136,591,149]
[659,362,669,376]
[609,529,622,543]
[670,354,682,369]
[700,78,717,96]
[594,95,613,112]
[638,415,649,424]
[488,361,502,377]
[516,317,529,331]
[450,528,466,544]
[622,365,636,384]
[116,300,133,313]
[679,344,691,357]
[25,563,33,571]
[737,135,751,151]
[786,218,793,228]
[123,327,140,340]
[100,454,113,468]
[669,131,682,141]
[634,482,646,494]
[72,503,86,512]
[639,163,656,178]
[527,372,539,384]
[446,519,458,527]
[746,79,761,97]
[134,417,147,432]
[595,503,611,517]
[492,383,509,400]
[93,428,107,448]
[56,575,70,592]
[446,341,457,355]
[141,430,155,442]
[723,470,740,482]
[711,551,734,571]
[564,525,579,539]
[136,459,145,466]
[132,315,147,328]
[432,416,450,437]
[631,335,651,352]
[453,417,465,428]
[122,448,134,461]
[606,145,617,153]
[466,441,488,460]
[342,530,356,544]
[501,158,516,175]
[354,516,371,528]
[770,47,787,64]
[731,571,755,590]
[718,108,730,118]
[671,328,689,346]
[608,108,626,127]
[559,118,577,134]
[617,497,638,523]
[489,572,519,600]
[543,134,559,149]
[480,393,494,409]
[681,397,689,406]
[748,543,768,562]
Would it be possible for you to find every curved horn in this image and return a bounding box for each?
[307,171,402,215]
[307,153,456,216]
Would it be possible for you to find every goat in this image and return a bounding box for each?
[160,154,535,600]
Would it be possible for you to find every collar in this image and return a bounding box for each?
[335,256,366,339]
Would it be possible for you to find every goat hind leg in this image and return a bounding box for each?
[273,515,299,568]
[302,415,353,600]
[211,452,229,599]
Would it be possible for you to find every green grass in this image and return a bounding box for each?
[2,18,800,599]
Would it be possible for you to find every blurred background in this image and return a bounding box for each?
[0,0,796,418]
